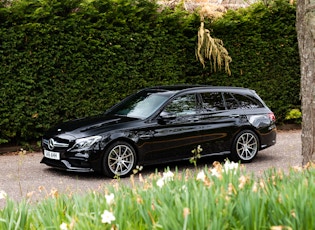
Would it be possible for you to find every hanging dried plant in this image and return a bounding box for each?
[196,16,232,76]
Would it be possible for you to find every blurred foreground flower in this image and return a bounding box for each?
[0,190,7,200]
[223,161,239,174]
[196,170,206,182]
[163,170,174,182]
[156,170,174,188]
[105,193,115,206]
[156,178,165,188]
[270,226,293,230]
[60,222,68,230]
[210,167,221,178]
[183,207,190,218]
[238,175,249,189]
[101,210,116,224]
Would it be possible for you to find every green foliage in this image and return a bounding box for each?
[0,0,199,144]
[206,0,299,123]
[0,0,300,144]
[1,162,315,229]
[285,109,302,123]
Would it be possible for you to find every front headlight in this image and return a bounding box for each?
[70,136,102,151]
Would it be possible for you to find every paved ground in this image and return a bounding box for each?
[0,129,302,207]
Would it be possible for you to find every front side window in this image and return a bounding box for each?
[164,94,197,116]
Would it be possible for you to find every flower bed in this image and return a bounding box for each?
[0,160,313,230]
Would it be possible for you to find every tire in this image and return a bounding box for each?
[230,130,259,163]
[102,141,137,178]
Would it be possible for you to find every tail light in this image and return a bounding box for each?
[268,113,276,122]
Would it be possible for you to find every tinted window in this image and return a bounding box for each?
[108,91,169,119]
[223,93,239,110]
[164,94,197,116]
[232,93,264,109]
[223,93,264,110]
[200,92,225,111]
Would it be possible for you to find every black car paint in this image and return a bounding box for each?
[41,86,276,175]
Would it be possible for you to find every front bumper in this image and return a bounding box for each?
[40,157,94,172]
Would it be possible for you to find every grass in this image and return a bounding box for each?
[1,159,314,230]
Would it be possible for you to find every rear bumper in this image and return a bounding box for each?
[259,127,277,150]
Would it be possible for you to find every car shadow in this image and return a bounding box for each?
[43,155,228,180]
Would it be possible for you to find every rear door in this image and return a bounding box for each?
[197,91,242,155]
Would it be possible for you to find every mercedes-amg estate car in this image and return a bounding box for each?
[41,85,276,178]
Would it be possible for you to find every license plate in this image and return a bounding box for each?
[44,150,60,160]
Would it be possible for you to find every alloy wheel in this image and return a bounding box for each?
[107,144,135,177]
[235,131,258,161]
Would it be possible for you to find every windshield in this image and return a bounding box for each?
[107,91,170,119]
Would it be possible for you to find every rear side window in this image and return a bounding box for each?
[200,92,225,111]
[223,93,264,110]
[232,93,264,109]
[223,93,239,110]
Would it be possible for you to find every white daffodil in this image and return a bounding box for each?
[163,170,174,182]
[196,170,206,182]
[0,190,7,200]
[223,161,239,174]
[210,167,221,178]
[156,178,165,188]
[60,223,68,230]
[105,193,115,206]
[101,210,116,224]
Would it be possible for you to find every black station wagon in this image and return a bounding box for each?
[41,85,277,178]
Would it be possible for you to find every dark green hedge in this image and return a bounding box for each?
[195,0,300,122]
[0,0,300,144]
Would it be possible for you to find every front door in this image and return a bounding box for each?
[139,93,204,164]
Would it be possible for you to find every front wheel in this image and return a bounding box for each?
[102,141,137,178]
[230,130,259,163]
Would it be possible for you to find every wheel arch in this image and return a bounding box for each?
[102,137,140,162]
[231,126,261,150]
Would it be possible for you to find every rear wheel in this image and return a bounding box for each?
[102,141,137,178]
[231,130,259,163]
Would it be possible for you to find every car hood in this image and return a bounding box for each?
[44,115,140,140]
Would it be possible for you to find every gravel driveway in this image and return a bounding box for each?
[0,129,302,206]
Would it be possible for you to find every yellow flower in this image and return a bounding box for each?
[227,183,236,195]
[252,182,258,193]
[183,207,190,218]
[238,175,249,189]
[49,188,59,198]
[270,226,292,230]
[26,191,35,199]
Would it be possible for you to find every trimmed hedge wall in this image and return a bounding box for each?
[0,0,300,144]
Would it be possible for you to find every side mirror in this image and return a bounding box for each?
[158,111,177,124]
[160,111,177,120]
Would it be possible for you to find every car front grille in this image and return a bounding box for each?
[42,137,70,151]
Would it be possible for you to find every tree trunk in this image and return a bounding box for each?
[296,0,315,165]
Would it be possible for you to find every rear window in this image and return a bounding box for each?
[224,93,264,109]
